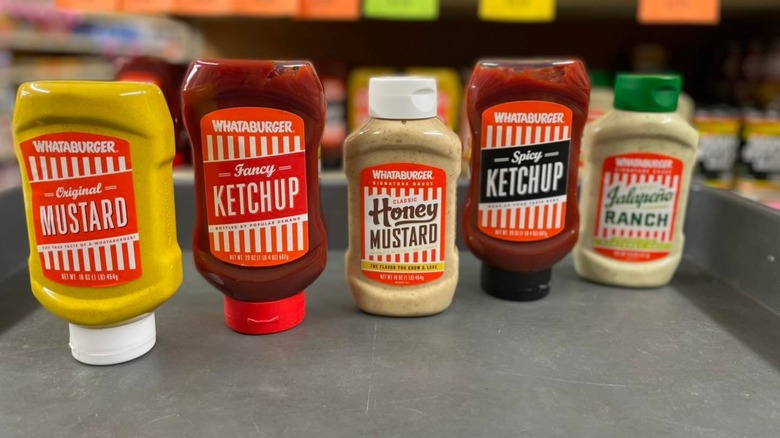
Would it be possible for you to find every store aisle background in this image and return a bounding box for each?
[2,0,780,204]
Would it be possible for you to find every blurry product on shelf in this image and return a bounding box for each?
[13,81,183,364]
[742,40,765,106]
[347,67,394,131]
[720,41,744,105]
[581,69,614,181]
[575,74,699,288]
[344,77,461,316]
[463,59,590,301]
[632,44,668,73]
[406,67,461,130]
[319,64,348,168]
[115,57,189,165]
[587,70,614,124]
[694,107,741,189]
[760,38,780,110]
[737,109,780,204]
[182,59,327,335]
[19,4,202,61]
[677,90,695,123]
[0,161,21,188]
[459,67,473,178]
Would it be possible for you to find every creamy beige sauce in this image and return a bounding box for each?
[580,87,614,183]
[574,109,699,287]
[344,117,461,316]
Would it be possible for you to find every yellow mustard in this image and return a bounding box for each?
[13,81,182,365]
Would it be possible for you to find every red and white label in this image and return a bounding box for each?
[593,153,683,262]
[201,107,309,267]
[360,164,446,286]
[478,101,571,242]
[21,133,141,287]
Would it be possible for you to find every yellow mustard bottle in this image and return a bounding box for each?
[13,81,183,365]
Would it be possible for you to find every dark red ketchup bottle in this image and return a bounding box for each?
[182,59,327,334]
[463,59,590,301]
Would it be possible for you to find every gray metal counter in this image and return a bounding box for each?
[1,182,780,437]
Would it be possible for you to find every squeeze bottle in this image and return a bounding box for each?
[574,74,699,287]
[344,77,461,316]
[182,59,328,334]
[463,59,590,301]
[13,81,183,365]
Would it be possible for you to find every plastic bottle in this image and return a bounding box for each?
[580,70,614,182]
[13,81,182,365]
[574,74,699,287]
[115,57,189,166]
[182,59,327,334]
[344,77,461,316]
[463,59,590,301]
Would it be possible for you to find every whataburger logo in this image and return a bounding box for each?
[211,119,293,134]
[32,140,117,154]
[493,112,566,124]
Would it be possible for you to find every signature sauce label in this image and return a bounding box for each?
[479,101,571,241]
[21,133,141,287]
[361,164,446,286]
[593,153,683,262]
[201,107,309,267]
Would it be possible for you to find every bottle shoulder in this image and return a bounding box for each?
[344,118,462,162]
[589,110,699,148]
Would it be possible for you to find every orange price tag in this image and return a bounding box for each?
[234,0,299,16]
[175,0,234,15]
[122,0,176,13]
[57,0,118,11]
[638,0,720,25]
[298,0,359,20]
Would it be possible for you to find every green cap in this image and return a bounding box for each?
[589,69,613,87]
[614,74,681,113]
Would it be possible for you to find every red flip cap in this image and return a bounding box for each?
[223,291,306,335]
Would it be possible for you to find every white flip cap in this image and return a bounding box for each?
[369,76,437,120]
[69,312,156,366]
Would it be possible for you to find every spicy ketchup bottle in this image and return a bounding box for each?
[182,59,327,334]
[463,59,590,301]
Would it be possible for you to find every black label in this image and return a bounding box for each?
[479,140,570,204]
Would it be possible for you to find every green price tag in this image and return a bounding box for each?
[363,0,439,20]
[479,0,555,22]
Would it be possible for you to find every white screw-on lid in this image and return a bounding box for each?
[369,76,438,120]
[69,312,156,366]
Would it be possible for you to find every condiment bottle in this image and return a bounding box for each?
[182,59,327,334]
[344,77,461,316]
[13,81,183,365]
[580,70,614,182]
[463,59,590,301]
[574,74,699,287]
[115,57,189,166]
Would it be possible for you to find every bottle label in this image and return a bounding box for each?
[201,107,309,267]
[593,153,683,262]
[20,133,141,287]
[478,101,571,241]
[360,163,446,286]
